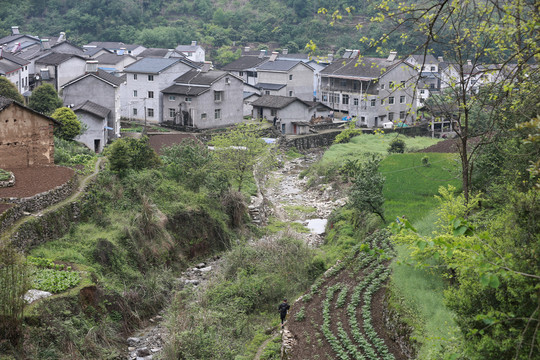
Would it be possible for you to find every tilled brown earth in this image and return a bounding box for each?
[0,166,74,198]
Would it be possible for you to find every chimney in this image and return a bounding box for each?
[258,49,266,58]
[191,40,197,46]
[269,51,278,62]
[41,39,51,50]
[437,56,443,62]
[201,61,212,72]
[244,46,250,52]
[467,59,472,66]
[86,60,98,73]
[58,32,66,43]
[328,54,334,62]
[11,26,19,35]
[387,51,397,61]
[282,48,288,55]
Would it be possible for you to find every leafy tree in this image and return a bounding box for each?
[106,136,161,176]
[214,46,241,67]
[209,123,271,192]
[387,138,405,153]
[51,107,81,140]
[348,154,385,222]
[28,83,63,116]
[0,77,24,103]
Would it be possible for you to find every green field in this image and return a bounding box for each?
[380,152,461,223]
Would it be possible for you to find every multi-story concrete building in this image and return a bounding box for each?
[161,68,243,129]
[121,57,198,123]
[175,41,205,63]
[0,51,30,95]
[34,53,87,91]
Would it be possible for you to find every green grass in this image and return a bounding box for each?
[321,134,441,167]
[283,205,317,220]
[381,153,461,223]
[265,217,310,234]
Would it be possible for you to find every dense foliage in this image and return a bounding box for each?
[28,83,63,116]
[0,77,24,103]
[51,107,82,140]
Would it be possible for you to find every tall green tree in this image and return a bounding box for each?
[51,107,82,140]
[28,83,63,116]
[0,77,24,103]
[348,154,386,222]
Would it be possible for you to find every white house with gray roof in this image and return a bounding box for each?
[73,100,110,153]
[256,57,314,101]
[93,52,137,73]
[121,57,198,123]
[84,42,146,56]
[175,41,205,62]
[221,54,269,85]
[161,69,243,129]
[62,68,126,140]
[34,52,87,90]
[0,51,30,95]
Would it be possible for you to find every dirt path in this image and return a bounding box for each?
[253,330,281,360]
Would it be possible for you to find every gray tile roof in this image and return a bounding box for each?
[0,95,60,123]
[0,34,39,46]
[408,54,438,64]
[173,69,227,85]
[255,83,286,91]
[86,42,141,51]
[222,56,269,71]
[124,57,194,74]
[35,52,85,65]
[0,95,14,111]
[0,60,20,73]
[138,48,184,58]
[278,53,309,60]
[161,84,209,96]
[251,95,308,109]
[95,53,135,64]
[83,47,110,57]
[175,45,201,52]
[257,59,304,72]
[320,57,401,79]
[73,100,110,118]
[62,69,125,88]
[0,52,30,66]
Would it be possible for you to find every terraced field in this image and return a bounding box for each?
[287,230,406,360]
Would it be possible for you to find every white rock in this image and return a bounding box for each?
[198,266,212,273]
[24,289,52,304]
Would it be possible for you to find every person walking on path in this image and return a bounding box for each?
[278,298,290,327]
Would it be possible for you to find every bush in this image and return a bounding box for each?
[334,123,363,144]
[51,107,82,140]
[388,138,406,153]
[0,169,12,181]
[106,136,161,176]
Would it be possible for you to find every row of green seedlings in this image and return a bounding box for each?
[319,235,394,360]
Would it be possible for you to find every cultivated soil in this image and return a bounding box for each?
[0,166,74,199]
[418,138,459,153]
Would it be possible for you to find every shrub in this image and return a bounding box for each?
[422,156,430,167]
[388,138,406,153]
[334,123,363,144]
[106,136,161,176]
[51,107,82,140]
[0,169,12,181]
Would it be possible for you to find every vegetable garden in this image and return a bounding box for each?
[288,230,405,360]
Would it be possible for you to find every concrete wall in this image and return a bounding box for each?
[258,63,314,101]
[162,75,244,129]
[0,103,55,168]
[75,112,107,152]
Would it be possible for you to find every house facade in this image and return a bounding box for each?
[73,100,110,153]
[256,57,314,101]
[34,53,87,91]
[161,69,243,129]
[221,54,269,86]
[0,51,30,95]
[0,96,58,168]
[121,57,197,123]
[175,42,205,62]
[61,68,126,140]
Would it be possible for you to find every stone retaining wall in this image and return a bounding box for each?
[0,172,15,188]
[0,172,78,236]
[282,130,342,150]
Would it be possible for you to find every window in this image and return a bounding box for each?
[271,109,277,116]
[330,93,339,104]
[169,108,175,118]
[133,90,138,97]
[353,98,359,106]
[148,108,154,117]
[148,75,154,81]
[370,99,376,107]
[225,77,230,85]
[169,95,176,101]
[380,83,385,89]
[148,91,154,98]
[340,79,346,86]
[289,74,293,80]
[201,113,207,119]
[185,97,192,102]
[388,112,394,121]
[400,80,405,87]
[389,96,395,104]
[430,66,436,71]
[265,90,270,95]
[430,83,435,89]
[239,71,244,76]
[342,94,349,105]
[420,98,425,104]
[420,89,425,94]
[389,81,395,89]
[215,109,221,119]
[322,92,328,101]
[134,74,138,80]
[380,99,385,105]
[289,91,293,97]
[133,108,137,115]
[400,95,405,103]
[353,81,359,90]
[400,111,405,119]
[214,91,223,102]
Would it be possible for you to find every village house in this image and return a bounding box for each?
[137,48,186,59]
[84,42,146,57]
[175,41,205,63]
[161,67,243,129]
[221,51,269,86]
[92,52,137,73]
[255,53,315,101]
[251,95,331,135]
[121,57,198,123]
[0,95,58,168]
[61,67,126,141]
[319,51,419,127]
[242,83,262,117]
[34,52,87,91]
[72,100,110,153]
[0,51,30,96]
